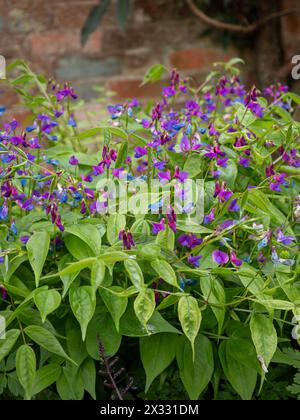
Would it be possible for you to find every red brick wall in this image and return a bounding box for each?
[0,0,299,112]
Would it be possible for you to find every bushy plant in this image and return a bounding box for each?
[0,59,299,400]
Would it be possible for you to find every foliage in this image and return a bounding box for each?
[0,58,300,400]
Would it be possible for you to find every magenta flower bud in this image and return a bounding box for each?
[230,251,243,267]
[0,285,8,301]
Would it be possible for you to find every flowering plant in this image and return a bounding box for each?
[0,59,299,400]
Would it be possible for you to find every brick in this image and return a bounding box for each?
[169,48,233,71]
[56,56,121,81]
[29,29,102,57]
[7,2,53,33]
[106,78,165,99]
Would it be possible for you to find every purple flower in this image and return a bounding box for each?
[56,84,77,102]
[20,236,30,244]
[228,198,240,212]
[204,208,216,225]
[230,251,243,266]
[276,229,295,245]
[178,234,202,249]
[68,114,77,127]
[112,168,126,179]
[239,157,251,168]
[153,159,166,170]
[187,255,202,267]
[174,167,189,183]
[212,250,229,265]
[158,171,171,184]
[0,202,8,220]
[69,155,79,166]
[269,173,287,192]
[134,147,148,158]
[152,219,165,235]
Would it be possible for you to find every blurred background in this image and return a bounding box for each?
[1,0,300,120]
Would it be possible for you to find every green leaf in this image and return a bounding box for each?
[24,326,76,365]
[120,305,181,336]
[107,214,126,245]
[91,259,106,292]
[117,0,130,32]
[124,259,144,290]
[100,286,128,332]
[86,313,121,359]
[183,154,203,178]
[150,259,179,288]
[131,219,151,238]
[142,64,166,86]
[64,235,94,260]
[34,289,61,323]
[80,358,96,400]
[140,333,177,392]
[69,286,96,341]
[59,257,96,277]
[98,250,130,264]
[31,364,61,396]
[81,0,111,44]
[27,231,50,287]
[65,224,102,255]
[4,254,28,282]
[138,244,161,261]
[219,159,237,189]
[178,296,201,359]
[250,314,277,371]
[176,334,214,400]
[200,277,225,335]
[0,330,20,363]
[56,365,84,400]
[58,255,83,297]
[219,338,257,400]
[115,141,128,168]
[134,289,156,330]
[257,299,295,311]
[236,104,257,127]
[155,227,175,251]
[16,345,36,400]
[65,316,88,366]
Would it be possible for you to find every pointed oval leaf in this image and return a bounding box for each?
[69,286,96,341]
[140,333,177,392]
[24,326,75,365]
[176,334,214,400]
[27,231,50,287]
[134,289,156,330]
[250,314,277,370]
[65,224,102,255]
[124,259,144,290]
[31,364,61,396]
[178,295,201,359]
[219,338,257,400]
[100,286,128,332]
[16,344,36,400]
[91,259,106,292]
[86,313,121,359]
[150,259,179,288]
[34,289,61,323]
[107,214,126,245]
[0,329,20,363]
